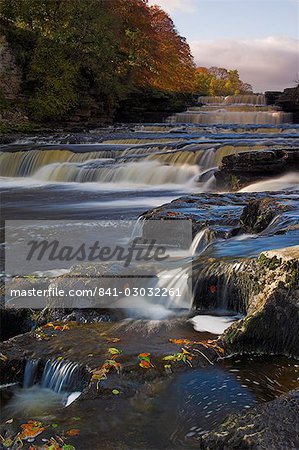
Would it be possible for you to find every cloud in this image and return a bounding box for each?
[148,0,196,14]
[190,36,299,92]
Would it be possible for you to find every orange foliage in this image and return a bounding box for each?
[117,0,196,93]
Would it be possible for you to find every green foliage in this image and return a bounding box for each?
[285,260,299,288]
[28,38,78,121]
[258,254,281,270]
[196,66,253,96]
[0,0,197,123]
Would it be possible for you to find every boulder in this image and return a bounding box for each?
[277,85,299,123]
[0,308,33,341]
[215,149,299,190]
[200,389,299,450]
[223,246,299,358]
[239,197,290,233]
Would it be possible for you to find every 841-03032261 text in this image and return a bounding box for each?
[98,287,182,297]
[9,286,182,298]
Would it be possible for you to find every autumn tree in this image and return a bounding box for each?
[196,66,253,96]
[0,0,197,122]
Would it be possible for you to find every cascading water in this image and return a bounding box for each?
[40,359,82,393]
[22,358,86,394]
[1,141,294,187]
[190,228,211,255]
[23,359,39,389]
[192,259,249,314]
[1,359,86,419]
[1,94,298,324]
[170,94,292,125]
[32,160,200,185]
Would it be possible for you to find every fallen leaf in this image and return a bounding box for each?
[112,389,120,395]
[138,353,150,358]
[103,359,121,370]
[169,338,192,345]
[163,350,193,365]
[105,337,120,343]
[108,347,121,355]
[0,353,8,362]
[139,360,151,369]
[209,285,217,294]
[91,368,108,382]
[66,429,80,437]
[19,420,45,440]
[43,323,54,328]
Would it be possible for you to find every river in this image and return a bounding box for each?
[0,94,299,449]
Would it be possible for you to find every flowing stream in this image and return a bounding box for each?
[1,94,299,446]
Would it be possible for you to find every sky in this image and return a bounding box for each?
[148,0,299,92]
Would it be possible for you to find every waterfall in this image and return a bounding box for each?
[198,96,224,103]
[1,143,282,185]
[190,229,211,255]
[169,111,292,125]
[169,94,292,125]
[0,149,118,177]
[32,160,200,185]
[23,359,39,388]
[240,172,299,192]
[131,216,145,239]
[192,259,249,313]
[23,358,85,393]
[156,266,192,310]
[2,359,85,418]
[224,94,266,105]
[120,265,193,319]
[199,94,266,105]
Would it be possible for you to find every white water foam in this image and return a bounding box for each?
[240,173,299,192]
[190,314,241,335]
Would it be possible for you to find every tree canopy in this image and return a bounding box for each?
[0,0,196,122]
[196,67,253,96]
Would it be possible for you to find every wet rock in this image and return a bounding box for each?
[142,191,298,239]
[223,246,299,358]
[0,308,33,341]
[239,197,290,233]
[276,85,299,123]
[215,149,299,190]
[265,90,283,105]
[200,389,299,450]
[36,307,122,325]
[192,258,256,313]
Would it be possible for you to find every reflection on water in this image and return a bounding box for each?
[1,355,297,448]
[168,356,299,446]
[113,355,299,449]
